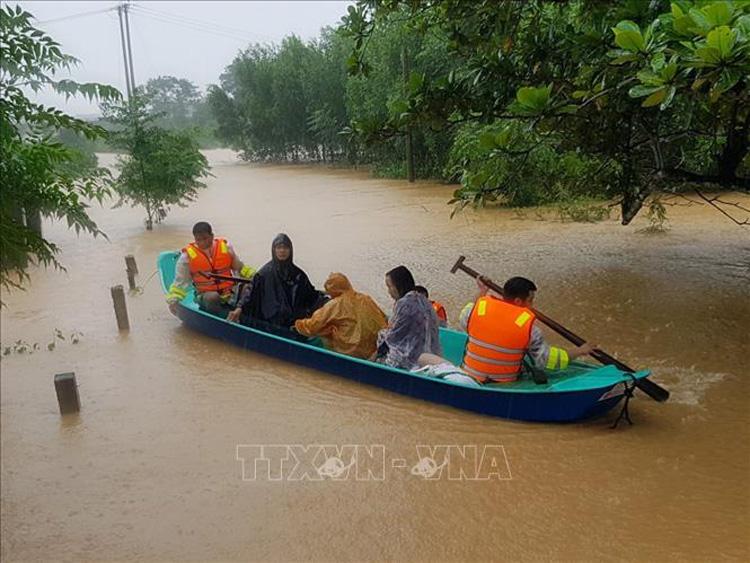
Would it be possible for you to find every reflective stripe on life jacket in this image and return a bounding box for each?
[462,296,535,383]
[183,238,234,294]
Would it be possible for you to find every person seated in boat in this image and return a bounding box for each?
[457,276,595,384]
[373,265,442,370]
[166,221,256,318]
[227,233,327,331]
[293,273,388,359]
[415,285,448,327]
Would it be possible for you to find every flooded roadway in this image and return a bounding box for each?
[1,150,748,561]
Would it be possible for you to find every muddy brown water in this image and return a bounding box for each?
[1,150,748,561]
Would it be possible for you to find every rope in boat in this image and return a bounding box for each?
[611,373,638,429]
[129,268,158,295]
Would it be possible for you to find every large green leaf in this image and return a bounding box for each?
[613,21,647,52]
[706,26,736,59]
[694,46,723,64]
[701,1,733,28]
[688,8,713,35]
[495,127,512,148]
[615,20,641,33]
[672,14,696,36]
[610,52,639,65]
[662,62,678,82]
[660,86,677,110]
[636,70,665,86]
[629,84,664,97]
[714,69,741,94]
[478,131,496,151]
[516,85,551,111]
[737,15,750,36]
[641,88,667,107]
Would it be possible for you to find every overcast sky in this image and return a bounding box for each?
[19,1,353,116]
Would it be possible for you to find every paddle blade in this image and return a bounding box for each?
[450,255,466,274]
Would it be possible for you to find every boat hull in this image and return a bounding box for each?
[175,294,625,422]
[160,251,645,423]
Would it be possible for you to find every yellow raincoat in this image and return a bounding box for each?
[294,273,387,359]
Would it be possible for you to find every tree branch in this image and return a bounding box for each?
[664,169,750,191]
[693,190,750,226]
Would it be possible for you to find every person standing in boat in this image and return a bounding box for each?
[227,233,327,330]
[414,285,448,327]
[374,266,442,370]
[166,221,256,318]
[293,273,388,359]
[456,276,595,384]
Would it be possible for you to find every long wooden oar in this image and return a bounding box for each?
[204,273,253,283]
[450,256,669,402]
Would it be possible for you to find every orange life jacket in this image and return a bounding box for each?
[462,296,535,383]
[431,300,447,323]
[183,238,234,295]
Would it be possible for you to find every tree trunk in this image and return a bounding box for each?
[145,199,153,231]
[717,99,749,183]
[402,45,416,183]
[24,208,42,237]
[11,206,28,269]
[620,156,649,226]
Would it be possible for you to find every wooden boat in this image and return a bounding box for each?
[158,251,651,422]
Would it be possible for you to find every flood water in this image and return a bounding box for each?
[2,150,748,561]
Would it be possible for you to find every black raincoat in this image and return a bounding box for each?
[239,234,326,329]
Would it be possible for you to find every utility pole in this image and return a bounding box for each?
[401,44,415,183]
[123,3,137,93]
[117,4,132,99]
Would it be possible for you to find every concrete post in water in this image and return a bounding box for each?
[111,285,130,331]
[125,255,138,290]
[54,372,80,415]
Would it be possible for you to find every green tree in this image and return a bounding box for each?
[143,75,220,147]
[0,5,120,293]
[208,32,354,162]
[342,13,459,177]
[102,93,211,230]
[342,0,750,223]
[144,75,201,129]
[55,128,99,178]
[208,21,457,176]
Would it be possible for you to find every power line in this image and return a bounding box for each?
[128,6,258,43]
[132,4,274,43]
[129,7,258,44]
[36,7,116,26]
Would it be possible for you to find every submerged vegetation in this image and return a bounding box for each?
[2,2,748,295]
[0,5,120,293]
[208,0,749,224]
[1,6,212,296]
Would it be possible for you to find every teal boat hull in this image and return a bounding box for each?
[159,251,651,422]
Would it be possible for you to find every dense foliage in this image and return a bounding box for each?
[208,0,749,223]
[0,5,120,292]
[342,0,750,223]
[143,75,220,148]
[207,26,458,176]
